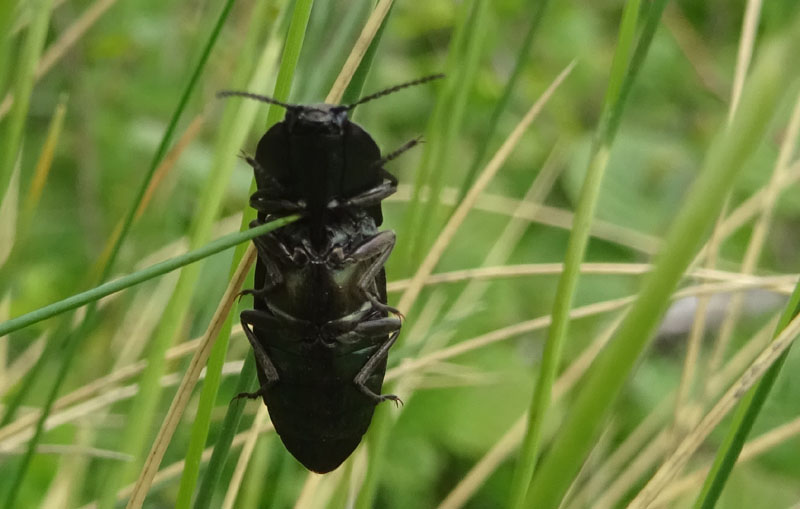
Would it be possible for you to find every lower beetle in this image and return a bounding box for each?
[218,75,442,472]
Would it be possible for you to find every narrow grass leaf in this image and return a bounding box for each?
[22,94,67,222]
[526,19,800,508]
[0,217,297,338]
[0,154,20,269]
[509,1,666,506]
[357,61,575,509]
[326,0,393,105]
[0,0,52,213]
[0,0,19,101]
[397,0,476,268]
[693,282,800,509]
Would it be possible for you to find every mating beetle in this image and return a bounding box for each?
[218,75,442,473]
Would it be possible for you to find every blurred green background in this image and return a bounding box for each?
[2,0,800,507]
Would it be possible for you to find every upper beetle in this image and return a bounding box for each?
[218,75,443,473]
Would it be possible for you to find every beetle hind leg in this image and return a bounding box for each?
[240,311,280,389]
[353,330,402,406]
[232,386,269,402]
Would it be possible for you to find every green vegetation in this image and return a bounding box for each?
[2,1,800,508]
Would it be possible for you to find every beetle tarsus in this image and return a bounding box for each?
[232,387,268,402]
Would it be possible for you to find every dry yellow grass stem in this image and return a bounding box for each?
[386,262,796,293]
[124,244,257,508]
[220,404,269,509]
[628,312,800,509]
[396,61,576,314]
[704,89,800,398]
[325,0,394,104]
[436,314,626,509]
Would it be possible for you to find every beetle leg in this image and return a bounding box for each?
[250,189,306,215]
[232,387,269,401]
[335,316,402,346]
[238,228,290,300]
[328,173,397,210]
[353,329,402,405]
[347,230,402,317]
[239,311,280,392]
[239,150,290,192]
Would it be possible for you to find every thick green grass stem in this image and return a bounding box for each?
[0,0,52,213]
[193,355,259,509]
[398,0,476,269]
[694,283,800,509]
[526,22,800,508]
[412,0,490,265]
[508,1,649,506]
[172,2,291,505]
[353,0,490,488]
[267,0,315,127]
[507,145,610,508]
[0,218,297,338]
[355,402,393,509]
[182,1,315,504]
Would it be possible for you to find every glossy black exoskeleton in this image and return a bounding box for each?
[218,75,442,473]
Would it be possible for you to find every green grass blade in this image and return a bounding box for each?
[455,0,552,201]
[526,19,800,508]
[0,217,296,338]
[693,283,800,509]
[89,3,265,506]
[0,0,52,212]
[508,1,657,506]
[1,2,238,502]
[0,0,19,123]
[193,355,259,509]
[415,0,491,266]
[397,0,477,270]
[181,2,315,505]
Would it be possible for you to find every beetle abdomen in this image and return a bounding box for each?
[258,344,386,473]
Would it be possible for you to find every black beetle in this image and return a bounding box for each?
[218,75,442,473]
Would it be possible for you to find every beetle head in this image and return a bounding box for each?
[285,104,348,134]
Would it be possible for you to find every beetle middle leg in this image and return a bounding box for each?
[347,230,401,317]
[239,223,307,301]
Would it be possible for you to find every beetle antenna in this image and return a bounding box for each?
[217,90,295,110]
[344,74,444,111]
[374,136,423,168]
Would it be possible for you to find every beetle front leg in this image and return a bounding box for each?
[353,329,402,405]
[328,173,397,210]
[347,230,401,317]
[236,310,281,399]
[250,188,306,216]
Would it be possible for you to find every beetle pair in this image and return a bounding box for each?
[218,74,442,473]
